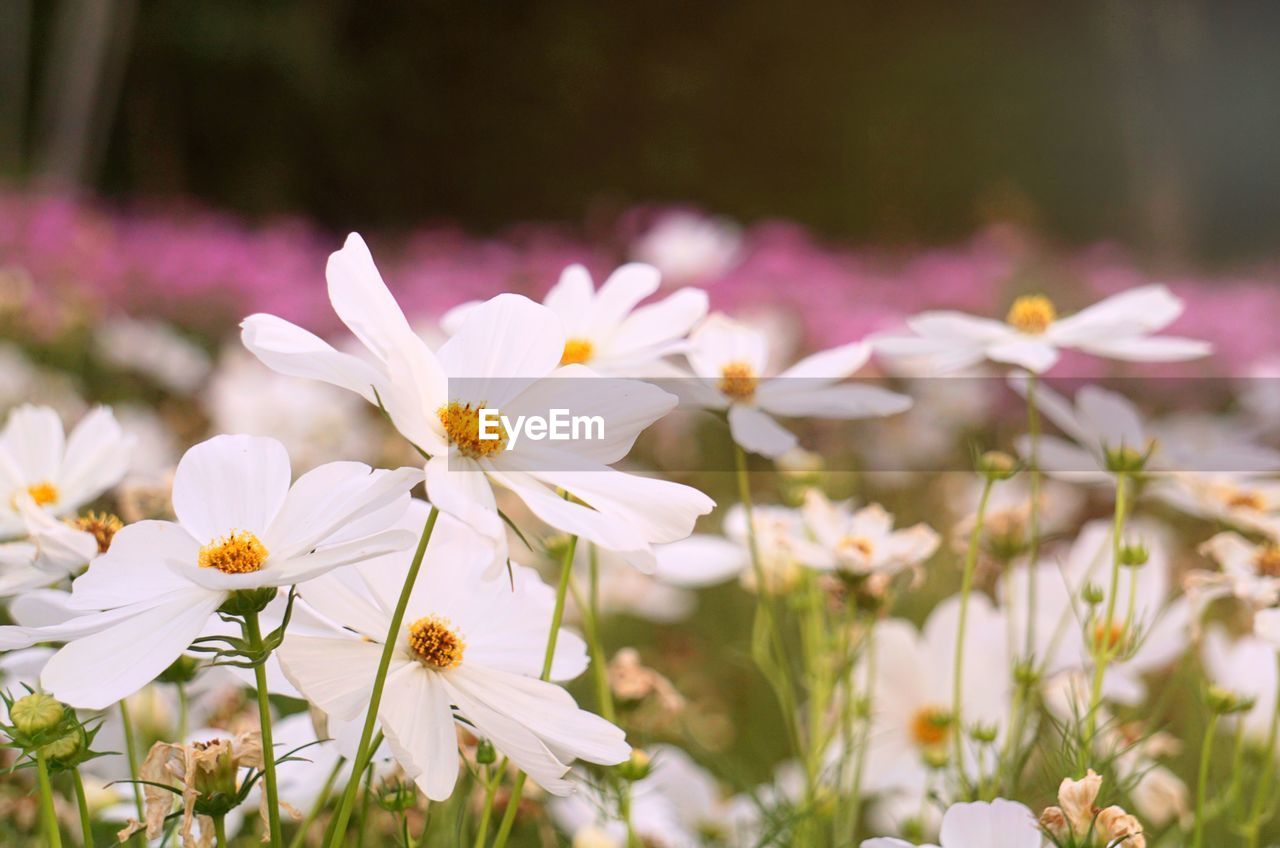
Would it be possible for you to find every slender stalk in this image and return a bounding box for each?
[35,747,62,848]
[118,698,144,844]
[472,765,502,848]
[1023,372,1042,661]
[492,530,578,848]
[72,770,92,847]
[844,623,874,842]
[952,476,995,773]
[287,756,344,848]
[244,609,283,847]
[570,577,615,723]
[620,783,640,848]
[214,814,229,848]
[326,506,440,848]
[177,682,189,742]
[1085,472,1128,745]
[1244,652,1280,848]
[1192,712,1219,848]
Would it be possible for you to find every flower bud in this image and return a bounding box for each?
[977,451,1018,481]
[1104,441,1154,474]
[616,749,651,782]
[217,587,276,617]
[39,730,81,762]
[969,723,998,744]
[1206,685,1253,716]
[475,738,497,765]
[1081,583,1106,607]
[11,693,66,736]
[1119,542,1150,567]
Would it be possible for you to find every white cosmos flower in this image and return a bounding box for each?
[1012,380,1280,486]
[1202,626,1279,744]
[682,313,911,458]
[801,490,939,576]
[630,212,743,285]
[1158,474,1280,539]
[1187,531,1280,613]
[860,594,1010,798]
[241,233,713,572]
[0,496,98,597]
[550,745,728,847]
[874,284,1211,374]
[281,499,629,800]
[0,404,133,536]
[0,434,420,709]
[442,263,708,377]
[861,798,1041,848]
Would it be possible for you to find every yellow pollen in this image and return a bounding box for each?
[71,511,124,553]
[560,338,594,365]
[837,535,874,561]
[719,361,759,401]
[26,481,59,507]
[1227,489,1267,511]
[407,615,466,670]
[198,531,268,575]
[1006,294,1057,335]
[438,401,507,459]
[910,706,951,748]
[1255,546,1280,577]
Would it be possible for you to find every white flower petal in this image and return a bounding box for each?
[0,405,64,484]
[727,405,797,458]
[57,406,131,511]
[938,799,1040,848]
[985,339,1059,374]
[437,294,564,405]
[265,462,419,559]
[240,313,387,403]
[652,535,747,587]
[687,314,768,381]
[1072,335,1212,363]
[425,455,503,539]
[1048,284,1184,343]
[326,233,421,362]
[278,634,396,721]
[587,263,662,331]
[172,435,292,543]
[378,664,460,801]
[604,288,708,363]
[66,520,200,610]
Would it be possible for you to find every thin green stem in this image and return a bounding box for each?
[1244,653,1280,848]
[1023,371,1042,661]
[1086,472,1128,746]
[72,770,92,847]
[287,756,344,848]
[326,506,440,848]
[492,529,578,848]
[472,765,502,848]
[35,747,62,848]
[570,576,615,723]
[118,699,144,844]
[1192,712,1219,848]
[214,814,229,848]
[952,476,996,774]
[244,609,283,847]
[177,682,189,742]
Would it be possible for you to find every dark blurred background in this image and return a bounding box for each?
[4,0,1280,263]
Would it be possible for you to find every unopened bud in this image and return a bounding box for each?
[475,738,497,765]
[977,451,1018,481]
[970,723,998,744]
[1104,441,1154,474]
[11,693,65,736]
[39,730,81,762]
[617,749,651,782]
[1119,543,1149,567]
[1081,583,1106,606]
[1206,685,1253,716]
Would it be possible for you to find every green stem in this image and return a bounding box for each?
[118,699,144,844]
[1023,371,1042,662]
[72,770,92,848]
[620,783,640,848]
[287,756,344,848]
[570,576,615,723]
[1244,653,1280,848]
[214,814,228,848]
[492,530,578,848]
[1086,472,1128,747]
[1192,712,1219,848]
[952,476,995,774]
[244,609,283,847]
[845,623,874,842]
[326,506,440,848]
[177,682,189,742]
[35,747,62,848]
[472,765,502,848]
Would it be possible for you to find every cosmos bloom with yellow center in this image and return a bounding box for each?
[26,481,59,507]
[1005,294,1057,335]
[198,530,269,575]
[910,705,951,749]
[71,511,124,554]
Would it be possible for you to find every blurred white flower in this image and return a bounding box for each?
[443,263,708,377]
[631,212,743,285]
[875,285,1210,374]
[861,798,1041,848]
[0,434,419,708]
[801,490,939,577]
[1158,474,1280,539]
[1202,626,1277,744]
[282,500,628,799]
[681,313,911,458]
[1187,531,1280,613]
[242,234,713,573]
[94,315,212,392]
[0,344,85,417]
[206,346,378,470]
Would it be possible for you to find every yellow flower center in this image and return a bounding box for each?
[407,615,466,669]
[1006,294,1057,335]
[1227,489,1267,511]
[836,535,874,562]
[71,511,124,553]
[719,361,759,401]
[26,481,59,507]
[198,531,268,575]
[1092,620,1127,653]
[438,401,507,459]
[560,338,594,365]
[910,705,951,748]
[1255,546,1280,578]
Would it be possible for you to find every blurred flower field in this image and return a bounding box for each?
[2,190,1280,847]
